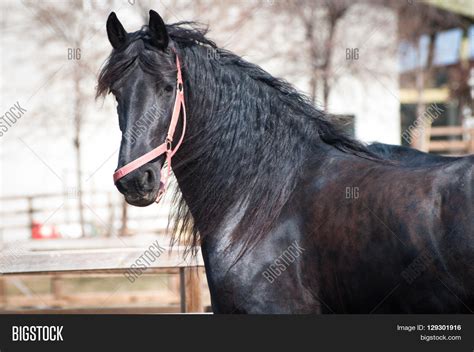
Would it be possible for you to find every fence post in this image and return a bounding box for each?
[179,268,186,313]
[184,267,203,313]
[119,199,129,236]
[51,275,63,305]
[0,277,6,309]
[107,193,114,237]
[27,197,34,237]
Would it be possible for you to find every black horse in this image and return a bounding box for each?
[98,11,474,313]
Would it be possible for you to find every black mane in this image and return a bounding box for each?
[97,22,381,256]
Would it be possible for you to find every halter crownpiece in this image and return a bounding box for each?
[113,49,186,203]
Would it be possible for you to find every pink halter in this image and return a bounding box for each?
[113,49,186,203]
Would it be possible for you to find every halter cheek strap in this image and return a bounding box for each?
[113,50,186,203]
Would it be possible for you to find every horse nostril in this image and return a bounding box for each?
[141,169,155,192]
[114,168,157,196]
[115,178,127,194]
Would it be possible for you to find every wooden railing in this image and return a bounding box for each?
[0,238,207,313]
[0,191,211,313]
[0,191,173,241]
[426,126,474,155]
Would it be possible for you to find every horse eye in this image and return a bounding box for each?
[164,85,173,93]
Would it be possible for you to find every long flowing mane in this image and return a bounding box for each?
[97,22,381,257]
[166,22,384,257]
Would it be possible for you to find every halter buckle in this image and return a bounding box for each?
[166,138,173,151]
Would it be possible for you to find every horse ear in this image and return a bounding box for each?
[148,10,168,50]
[106,12,127,49]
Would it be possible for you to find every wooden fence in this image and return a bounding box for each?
[0,190,174,241]
[0,237,208,313]
[424,126,474,155]
[0,192,210,313]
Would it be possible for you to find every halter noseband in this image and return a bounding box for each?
[113,49,186,203]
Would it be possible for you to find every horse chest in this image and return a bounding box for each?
[200,214,320,314]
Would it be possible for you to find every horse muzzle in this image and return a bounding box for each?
[115,165,162,207]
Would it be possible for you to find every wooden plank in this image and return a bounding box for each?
[429,126,466,136]
[399,88,450,104]
[5,235,169,251]
[3,268,185,276]
[0,247,204,274]
[5,291,180,308]
[428,140,469,152]
[0,193,67,201]
[5,269,180,278]
[0,306,183,314]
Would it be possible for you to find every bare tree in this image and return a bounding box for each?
[20,0,115,236]
[270,0,397,111]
